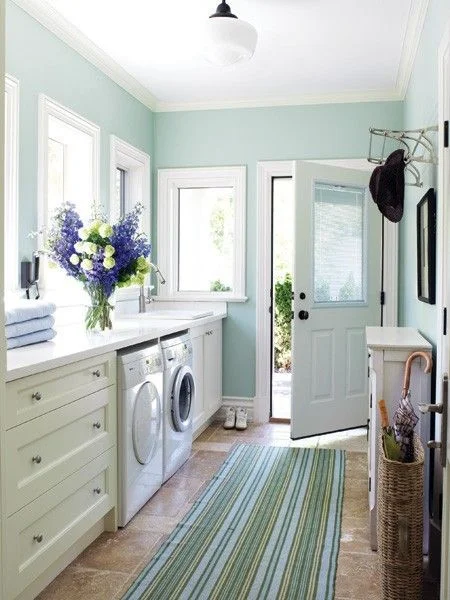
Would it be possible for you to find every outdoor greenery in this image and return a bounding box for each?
[274,273,292,371]
[210,279,231,292]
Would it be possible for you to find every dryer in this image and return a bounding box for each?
[160,331,196,482]
[118,341,163,526]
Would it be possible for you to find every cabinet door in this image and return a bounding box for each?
[191,334,205,431]
[204,322,222,416]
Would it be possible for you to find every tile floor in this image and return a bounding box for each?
[36,423,438,600]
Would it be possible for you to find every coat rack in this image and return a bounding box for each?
[368,126,438,187]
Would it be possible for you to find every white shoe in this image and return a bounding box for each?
[235,407,248,431]
[223,406,236,429]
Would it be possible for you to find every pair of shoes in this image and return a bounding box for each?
[223,406,248,430]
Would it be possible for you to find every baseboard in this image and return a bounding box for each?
[215,397,255,423]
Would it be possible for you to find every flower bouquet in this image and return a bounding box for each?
[46,203,151,330]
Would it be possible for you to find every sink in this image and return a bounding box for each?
[128,310,214,321]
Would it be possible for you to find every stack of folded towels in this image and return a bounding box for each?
[5,300,57,349]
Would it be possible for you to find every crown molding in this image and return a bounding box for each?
[153,90,402,112]
[395,0,430,99]
[11,0,158,111]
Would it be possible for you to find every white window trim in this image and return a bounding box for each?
[38,94,100,301]
[4,74,19,292]
[254,160,398,423]
[110,135,151,301]
[157,166,247,302]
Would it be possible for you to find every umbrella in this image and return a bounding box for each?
[394,351,432,462]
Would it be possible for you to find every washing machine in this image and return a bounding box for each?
[117,341,163,527]
[160,331,196,482]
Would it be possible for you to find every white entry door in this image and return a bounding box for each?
[291,161,381,439]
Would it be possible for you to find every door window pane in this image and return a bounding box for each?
[313,183,366,304]
[178,187,234,292]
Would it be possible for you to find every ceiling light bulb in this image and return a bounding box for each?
[204,1,258,67]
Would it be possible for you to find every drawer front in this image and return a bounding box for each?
[5,352,116,428]
[5,386,116,516]
[6,448,116,599]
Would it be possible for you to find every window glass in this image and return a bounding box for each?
[116,167,126,218]
[45,114,95,297]
[178,187,234,292]
[313,182,366,304]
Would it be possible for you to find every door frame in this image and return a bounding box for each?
[437,20,450,598]
[254,159,399,423]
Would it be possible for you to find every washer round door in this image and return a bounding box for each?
[132,381,162,465]
[171,366,195,432]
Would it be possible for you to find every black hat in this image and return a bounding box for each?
[369,148,406,223]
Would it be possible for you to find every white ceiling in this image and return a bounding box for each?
[15,0,429,111]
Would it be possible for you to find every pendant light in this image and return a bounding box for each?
[204,1,258,66]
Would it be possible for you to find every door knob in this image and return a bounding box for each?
[298,310,309,320]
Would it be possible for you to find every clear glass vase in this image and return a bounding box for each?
[85,288,114,331]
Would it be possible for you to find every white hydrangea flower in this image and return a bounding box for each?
[69,254,80,265]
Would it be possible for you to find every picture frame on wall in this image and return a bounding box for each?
[417,187,436,304]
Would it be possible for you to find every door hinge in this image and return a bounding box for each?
[291,311,294,321]
[368,366,370,378]
[445,120,449,148]
[444,307,447,336]
[368,477,371,492]
[370,393,372,409]
[269,305,272,315]
[380,290,385,305]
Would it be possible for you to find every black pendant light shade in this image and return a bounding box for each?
[210,1,238,19]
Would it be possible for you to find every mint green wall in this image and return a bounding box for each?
[155,102,403,397]
[6,1,154,262]
[399,1,450,344]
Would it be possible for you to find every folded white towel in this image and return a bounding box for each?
[7,328,56,349]
[5,315,55,339]
[5,300,56,325]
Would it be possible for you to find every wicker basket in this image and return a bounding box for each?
[377,433,424,600]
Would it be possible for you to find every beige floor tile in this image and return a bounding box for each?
[72,528,162,574]
[36,567,130,600]
[192,440,235,452]
[340,516,373,554]
[139,487,195,518]
[175,450,228,479]
[335,552,381,598]
[128,513,180,534]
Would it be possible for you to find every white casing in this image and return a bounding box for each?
[161,331,195,482]
[117,341,163,526]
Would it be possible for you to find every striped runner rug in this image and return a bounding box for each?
[123,444,345,600]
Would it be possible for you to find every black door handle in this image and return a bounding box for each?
[298,310,309,320]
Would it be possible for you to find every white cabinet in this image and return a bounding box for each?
[190,321,223,434]
[2,353,117,600]
[366,326,432,552]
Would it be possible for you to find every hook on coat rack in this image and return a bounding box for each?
[368,126,438,187]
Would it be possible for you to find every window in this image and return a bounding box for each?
[313,182,367,304]
[158,166,246,301]
[110,136,150,240]
[4,75,19,292]
[39,95,100,301]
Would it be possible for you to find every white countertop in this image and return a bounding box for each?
[366,326,432,351]
[6,311,226,382]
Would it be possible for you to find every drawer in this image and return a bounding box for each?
[5,352,116,429]
[5,386,116,516]
[5,448,116,600]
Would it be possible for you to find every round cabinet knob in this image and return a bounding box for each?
[93,487,102,495]
[33,534,44,543]
[92,369,101,378]
[299,292,306,300]
[32,391,42,401]
[92,421,101,429]
[32,455,42,464]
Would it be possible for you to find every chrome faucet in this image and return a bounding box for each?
[138,263,166,313]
